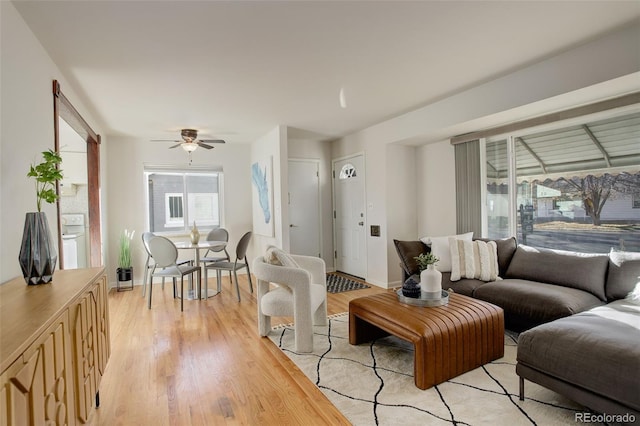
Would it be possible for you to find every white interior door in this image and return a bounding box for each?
[333,155,366,278]
[288,160,321,257]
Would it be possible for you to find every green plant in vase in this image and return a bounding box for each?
[117,229,135,281]
[414,252,443,300]
[20,150,63,284]
[27,149,63,212]
[414,252,439,271]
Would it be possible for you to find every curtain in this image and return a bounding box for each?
[454,140,482,236]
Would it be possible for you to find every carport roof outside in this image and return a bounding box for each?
[486,110,640,181]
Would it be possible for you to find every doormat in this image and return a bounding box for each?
[326,273,370,293]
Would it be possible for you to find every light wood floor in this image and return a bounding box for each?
[92,274,388,425]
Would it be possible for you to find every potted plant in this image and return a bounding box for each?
[19,149,63,284]
[117,229,135,283]
[414,252,442,300]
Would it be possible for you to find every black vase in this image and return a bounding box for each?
[19,212,57,285]
[402,275,422,298]
[117,267,133,281]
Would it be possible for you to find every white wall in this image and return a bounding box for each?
[105,136,252,286]
[250,126,288,257]
[287,136,334,269]
[332,22,640,287]
[386,144,418,287]
[416,141,457,238]
[0,2,107,283]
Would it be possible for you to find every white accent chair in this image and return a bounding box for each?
[253,251,328,353]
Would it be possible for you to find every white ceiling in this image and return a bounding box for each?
[12,0,640,144]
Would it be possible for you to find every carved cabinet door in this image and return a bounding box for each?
[0,311,76,426]
[71,286,99,424]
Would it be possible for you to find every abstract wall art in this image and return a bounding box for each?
[251,156,274,236]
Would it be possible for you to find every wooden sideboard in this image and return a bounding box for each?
[0,268,110,425]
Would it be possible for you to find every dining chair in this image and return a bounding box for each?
[201,227,232,293]
[147,235,201,311]
[141,231,190,298]
[203,231,253,301]
[141,232,158,298]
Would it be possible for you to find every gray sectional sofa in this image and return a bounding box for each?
[393,237,640,418]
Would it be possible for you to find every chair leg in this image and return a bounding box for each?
[245,261,253,293]
[203,266,209,298]
[234,270,241,302]
[148,279,153,309]
[180,277,184,312]
[142,265,148,298]
[203,269,208,299]
[217,270,222,293]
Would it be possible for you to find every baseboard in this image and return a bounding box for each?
[365,278,391,289]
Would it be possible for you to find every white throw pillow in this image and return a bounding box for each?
[420,232,473,272]
[450,238,499,282]
[627,284,640,305]
[265,245,300,268]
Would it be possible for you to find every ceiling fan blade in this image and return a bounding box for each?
[197,142,214,150]
[151,139,180,142]
[199,139,226,144]
[169,143,182,149]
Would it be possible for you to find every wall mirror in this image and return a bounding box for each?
[53,80,103,268]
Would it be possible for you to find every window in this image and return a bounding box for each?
[146,169,222,233]
[484,109,640,253]
[339,163,357,179]
[165,193,184,227]
[485,139,510,239]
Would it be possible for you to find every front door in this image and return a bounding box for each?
[288,159,321,257]
[333,154,366,278]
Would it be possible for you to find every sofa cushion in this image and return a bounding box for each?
[449,239,499,282]
[393,240,429,276]
[517,299,640,411]
[607,249,640,301]
[473,279,604,331]
[440,272,487,297]
[505,245,609,301]
[420,232,473,272]
[476,237,517,277]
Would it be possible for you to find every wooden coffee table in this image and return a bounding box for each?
[349,292,504,390]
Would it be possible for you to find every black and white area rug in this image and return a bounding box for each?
[268,313,602,426]
[326,273,370,293]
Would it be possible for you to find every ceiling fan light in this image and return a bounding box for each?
[181,142,198,152]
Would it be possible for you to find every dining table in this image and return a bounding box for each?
[173,240,227,300]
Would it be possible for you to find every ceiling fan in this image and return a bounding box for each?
[152,129,226,153]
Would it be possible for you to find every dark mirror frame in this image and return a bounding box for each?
[53,80,103,268]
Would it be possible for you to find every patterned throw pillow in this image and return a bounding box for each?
[449,238,499,282]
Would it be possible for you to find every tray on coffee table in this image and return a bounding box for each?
[397,289,449,307]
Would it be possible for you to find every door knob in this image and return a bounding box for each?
[358,221,364,226]
[290,224,298,228]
